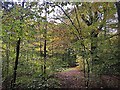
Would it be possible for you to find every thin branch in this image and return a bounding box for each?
[107,33,120,39]
[56,4,82,39]
[52,17,80,40]
[46,2,83,39]
[74,4,81,32]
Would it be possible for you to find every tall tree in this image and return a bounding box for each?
[116,2,120,61]
[12,2,24,89]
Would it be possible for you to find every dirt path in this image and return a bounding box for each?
[56,68,85,88]
[55,67,120,89]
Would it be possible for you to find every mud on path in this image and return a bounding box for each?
[55,67,120,89]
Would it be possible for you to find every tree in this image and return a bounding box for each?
[116,1,120,61]
[12,2,24,89]
[47,2,118,87]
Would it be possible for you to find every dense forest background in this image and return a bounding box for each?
[1,1,120,90]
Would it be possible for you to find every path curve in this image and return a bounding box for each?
[55,67,120,89]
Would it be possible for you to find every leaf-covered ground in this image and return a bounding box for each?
[55,67,120,89]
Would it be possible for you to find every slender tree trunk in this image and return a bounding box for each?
[116,2,120,60]
[12,2,24,89]
[26,50,28,61]
[86,58,90,88]
[12,38,20,89]
[43,40,47,75]
[90,30,98,72]
[81,42,89,88]
[82,56,86,87]
[116,2,120,31]
[115,3,120,75]
[43,1,47,80]
[82,58,86,78]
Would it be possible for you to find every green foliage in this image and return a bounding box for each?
[2,1,120,89]
[92,36,120,75]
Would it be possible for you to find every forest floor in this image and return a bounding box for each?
[55,67,120,89]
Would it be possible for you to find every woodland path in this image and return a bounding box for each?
[55,67,120,89]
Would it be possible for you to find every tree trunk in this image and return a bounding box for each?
[12,2,24,89]
[43,39,47,76]
[116,3,120,44]
[116,2,120,61]
[12,38,20,89]
[86,58,90,88]
[91,30,98,71]
[43,1,47,80]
